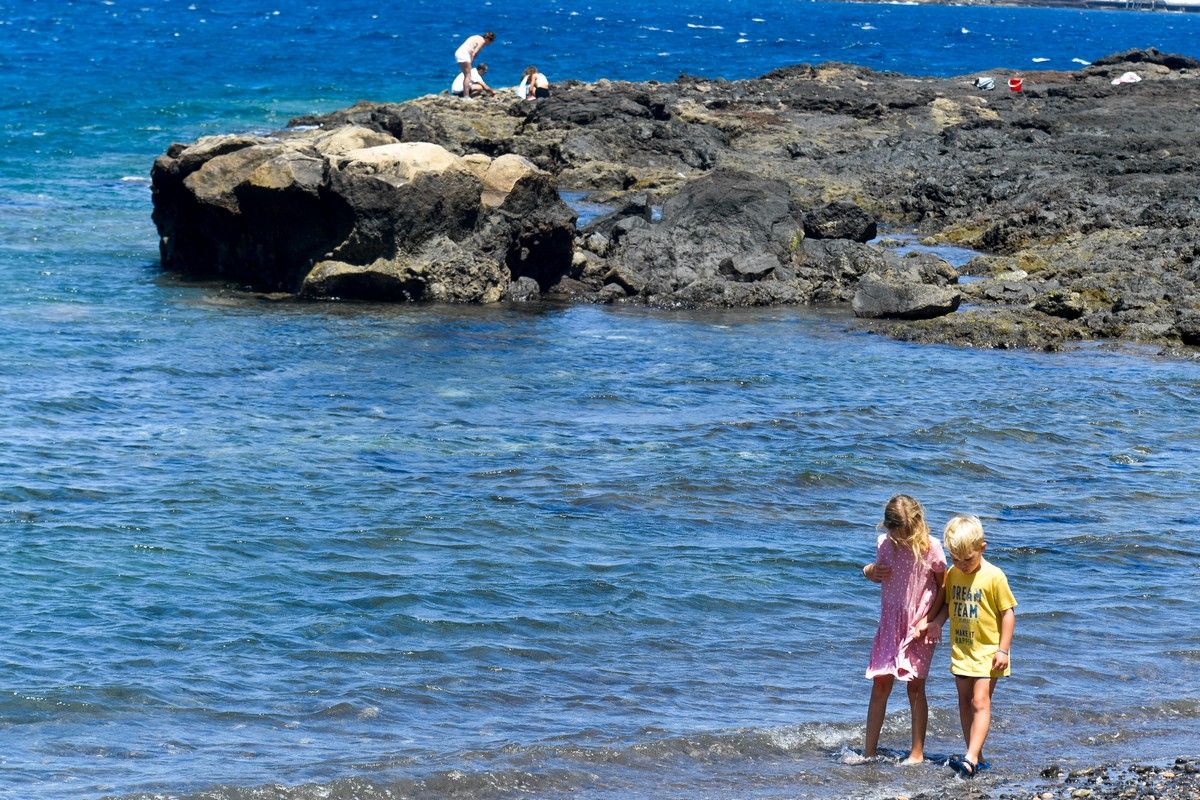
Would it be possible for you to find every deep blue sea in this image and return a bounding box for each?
[3,2,1200,799]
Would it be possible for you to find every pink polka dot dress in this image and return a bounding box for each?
[866,533,947,681]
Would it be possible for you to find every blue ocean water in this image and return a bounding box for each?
[3,2,1200,799]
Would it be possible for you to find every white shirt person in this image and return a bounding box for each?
[454,32,495,98]
[451,64,496,97]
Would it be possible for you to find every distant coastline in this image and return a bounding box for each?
[846,0,1200,12]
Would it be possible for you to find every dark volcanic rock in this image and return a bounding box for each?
[601,170,804,305]
[1090,47,1200,71]
[853,274,961,320]
[803,201,878,243]
[1177,309,1200,346]
[506,275,541,302]
[152,48,1200,353]
[580,194,653,239]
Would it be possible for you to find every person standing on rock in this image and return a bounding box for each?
[454,31,495,99]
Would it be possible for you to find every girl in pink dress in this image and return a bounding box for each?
[860,495,947,763]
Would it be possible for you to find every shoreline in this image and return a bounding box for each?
[981,756,1200,800]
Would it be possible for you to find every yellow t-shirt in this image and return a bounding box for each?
[945,559,1017,677]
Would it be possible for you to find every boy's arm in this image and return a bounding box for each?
[930,602,948,628]
[992,607,1016,671]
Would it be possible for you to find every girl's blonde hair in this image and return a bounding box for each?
[878,494,931,556]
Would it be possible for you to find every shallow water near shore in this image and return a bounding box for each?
[3,1,1200,798]
[6,296,1200,800]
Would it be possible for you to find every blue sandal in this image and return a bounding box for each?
[949,755,978,778]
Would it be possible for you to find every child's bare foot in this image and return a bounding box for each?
[901,754,924,765]
[842,751,872,765]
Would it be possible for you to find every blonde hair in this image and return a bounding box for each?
[877,494,930,556]
[943,514,985,559]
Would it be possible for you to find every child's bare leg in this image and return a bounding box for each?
[864,675,894,757]
[965,677,998,765]
[954,676,975,755]
[904,677,928,763]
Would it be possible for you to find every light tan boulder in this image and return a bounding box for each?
[246,151,325,193]
[460,153,492,181]
[182,144,284,211]
[308,125,398,156]
[481,154,541,207]
[336,142,470,186]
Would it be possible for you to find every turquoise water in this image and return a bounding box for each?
[3,2,1200,798]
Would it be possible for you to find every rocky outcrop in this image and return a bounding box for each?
[151,132,576,302]
[153,48,1200,353]
[853,277,961,320]
[596,170,802,302]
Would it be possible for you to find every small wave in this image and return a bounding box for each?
[1032,57,1050,63]
[312,701,360,718]
[1041,697,1200,748]
[686,23,724,29]
[499,721,861,770]
[118,766,593,800]
[1072,57,1091,65]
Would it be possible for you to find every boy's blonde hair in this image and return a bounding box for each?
[878,494,931,556]
[943,514,985,559]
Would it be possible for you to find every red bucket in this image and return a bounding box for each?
[1008,77,1023,92]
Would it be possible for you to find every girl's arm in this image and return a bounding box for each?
[911,572,946,638]
[992,607,1016,671]
[862,562,890,582]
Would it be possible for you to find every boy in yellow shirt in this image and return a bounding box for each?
[938,514,1017,778]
